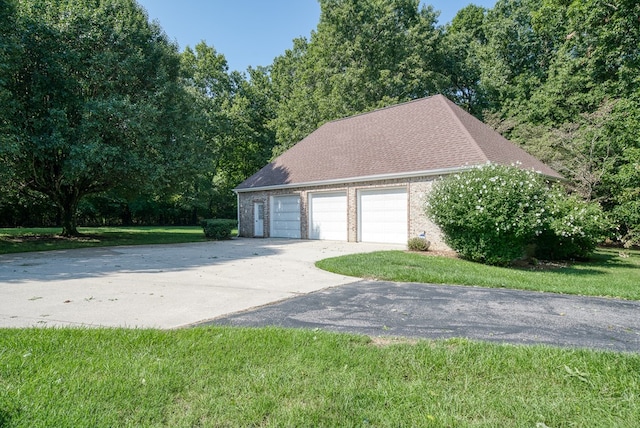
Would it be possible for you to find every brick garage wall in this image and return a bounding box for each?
[238,189,306,238]
[237,192,267,238]
[236,175,452,250]
[407,179,449,251]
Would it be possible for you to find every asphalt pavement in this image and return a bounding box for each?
[205,279,640,353]
[2,238,639,353]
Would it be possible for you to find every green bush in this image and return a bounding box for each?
[427,164,611,265]
[201,219,237,240]
[535,187,611,260]
[408,237,431,251]
[426,164,548,265]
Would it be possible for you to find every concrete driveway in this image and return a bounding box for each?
[0,238,401,328]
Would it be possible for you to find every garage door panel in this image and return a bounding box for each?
[359,188,407,244]
[309,192,347,241]
[271,195,301,238]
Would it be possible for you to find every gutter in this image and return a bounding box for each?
[234,163,560,193]
[234,166,475,193]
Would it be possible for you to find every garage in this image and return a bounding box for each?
[358,187,408,244]
[270,195,301,238]
[309,192,347,241]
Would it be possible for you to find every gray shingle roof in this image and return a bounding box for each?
[236,94,562,191]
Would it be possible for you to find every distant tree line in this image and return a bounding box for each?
[1,0,638,246]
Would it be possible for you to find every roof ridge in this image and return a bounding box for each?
[438,95,489,163]
[326,94,438,125]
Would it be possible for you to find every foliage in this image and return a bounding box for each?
[427,164,548,265]
[201,219,237,240]
[427,164,611,264]
[1,327,639,426]
[407,237,430,251]
[2,0,639,245]
[1,0,193,236]
[440,4,488,115]
[477,0,640,247]
[268,0,445,155]
[180,43,277,218]
[535,187,612,260]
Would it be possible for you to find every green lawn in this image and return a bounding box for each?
[1,327,638,427]
[316,247,640,300]
[0,226,210,255]
[2,232,638,426]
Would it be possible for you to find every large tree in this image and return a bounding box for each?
[0,0,20,177]
[269,0,445,155]
[440,4,488,116]
[180,43,276,218]
[481,0,640,246]
[1,0,191,235]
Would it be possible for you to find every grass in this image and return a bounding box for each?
[2,233,638,425]
[316,247,640,300]
[0,226,212,255]
[0,327,638,427]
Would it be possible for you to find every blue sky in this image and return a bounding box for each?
[137,0,496,73]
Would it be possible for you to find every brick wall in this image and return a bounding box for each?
[236,176,451,250]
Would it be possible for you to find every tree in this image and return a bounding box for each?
[477,0,640,247]
[180,43,277,218]
[0,0,20,180]
[479,0,564,112]
[440,4,488,116]
[269,0,445,154]
[1,0,191,236]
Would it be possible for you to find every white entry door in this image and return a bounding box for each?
[358,187,408,244]
[253,202,264,237]
[270,195,301,238]
[309,192,347,241]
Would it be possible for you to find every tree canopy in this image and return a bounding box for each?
[269,0,445,155]
[1,0,639,247]
[1,0,194,235]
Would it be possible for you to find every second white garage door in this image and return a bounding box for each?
[270,195,301,238]
[309,192,347,241]
[358,187,408,244]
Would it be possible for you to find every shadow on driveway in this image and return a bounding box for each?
[0,240,286,283]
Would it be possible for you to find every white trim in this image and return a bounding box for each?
[234,166,474,193]
[234,164,563,194]
[236,192,240,234]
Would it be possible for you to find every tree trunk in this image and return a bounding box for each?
[59,194,81,237]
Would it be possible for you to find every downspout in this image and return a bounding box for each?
[234,190,240,238]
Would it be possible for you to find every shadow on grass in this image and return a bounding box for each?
[0,228,209,255]
[510,247,639,276]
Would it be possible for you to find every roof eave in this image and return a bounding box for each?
[234,164,563,193]
[234,165,473,193]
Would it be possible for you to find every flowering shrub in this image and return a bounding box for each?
[427,164,611,265]
[426,164,548,265]
[535,187,611,259]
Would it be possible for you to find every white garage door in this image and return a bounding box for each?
[359,188,408,244]
[270,195,301,238]
[309,192,347,241]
